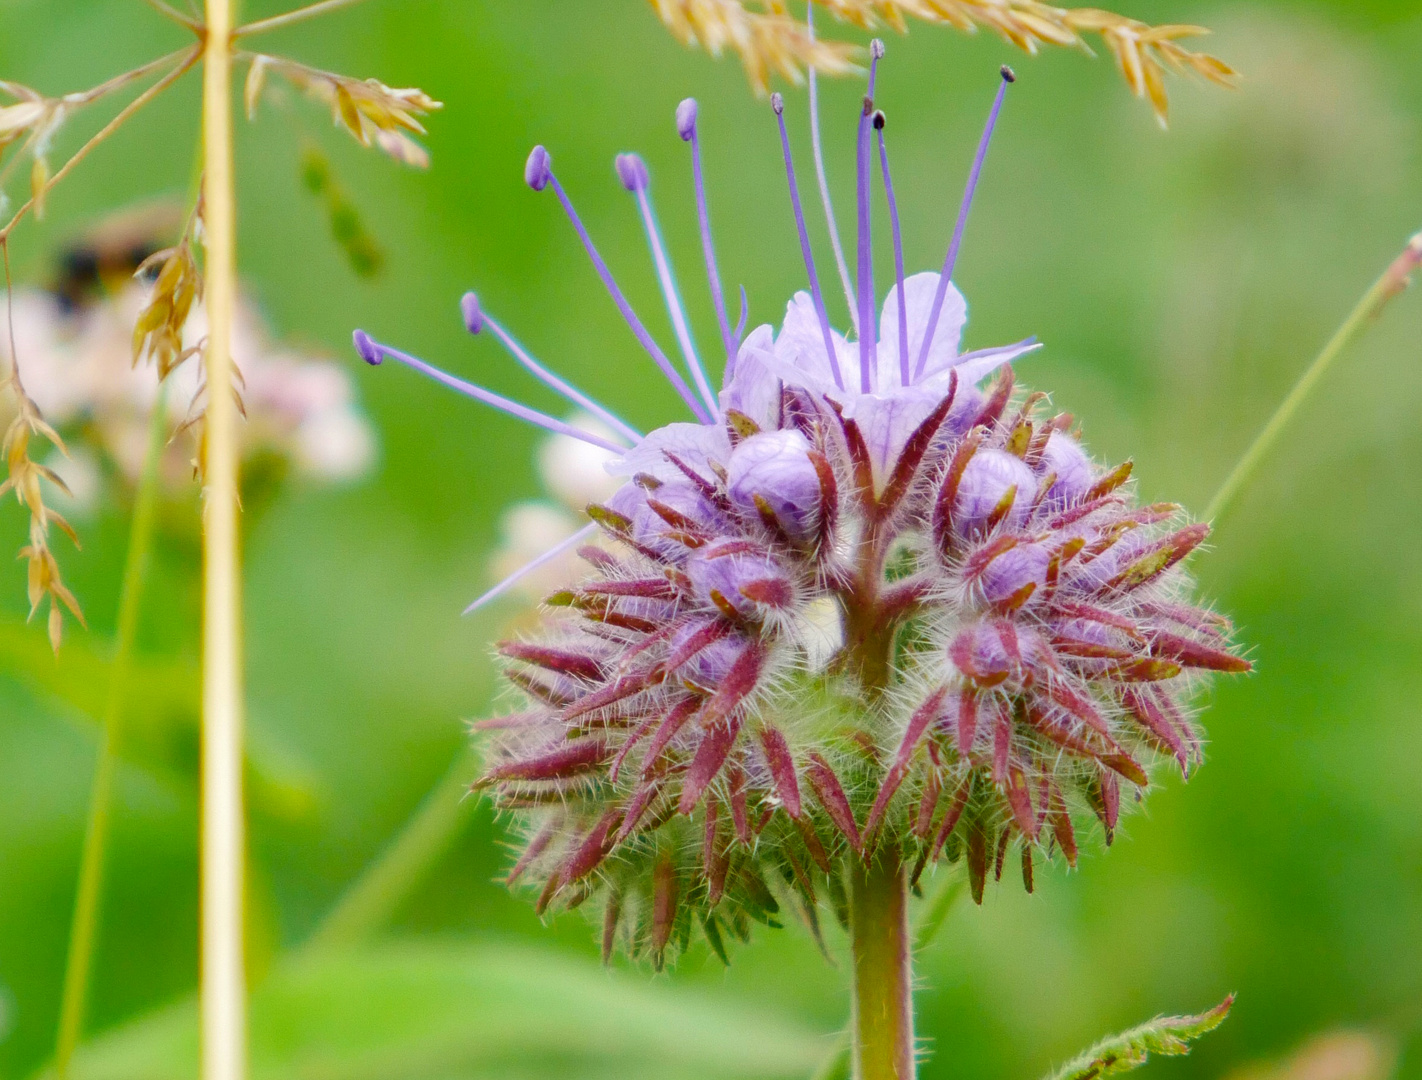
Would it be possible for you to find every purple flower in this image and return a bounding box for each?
[354,61,1248,965]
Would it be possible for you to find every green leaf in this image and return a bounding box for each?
[1043,995,1235,1080]
[57,940,827,1080]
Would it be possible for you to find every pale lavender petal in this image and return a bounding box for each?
[879,271,966,382]
[608,421,732,485]
[947,338,1041,387]
[842,385,944,483]
[720,324,780,428]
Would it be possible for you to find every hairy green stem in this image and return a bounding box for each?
[53,386,169,1080]
[849,853,915,1080]
[1206,231,1422,528]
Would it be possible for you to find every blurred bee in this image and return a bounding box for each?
[49,199,185,312]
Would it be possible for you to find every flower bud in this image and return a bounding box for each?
[606,481,728,562]
[948,621,1049,688]
[954,449,1038,534]
[669,621,749,690]
[1037,432,1093,507]
[973,542,1050,608]
[727,429,821,542]
[686,538,793,618]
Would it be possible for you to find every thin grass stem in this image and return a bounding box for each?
[200,2,246,1078]
[139,0,204,33]
[233,0,367,38]
[52,385,169,1080]
[1205,231,1422,528]
[60,48,198,108]
[0,46,201,242]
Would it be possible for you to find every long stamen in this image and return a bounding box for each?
[855,40,884,393]
[464,521,599,615]
[525,146,712,424]
[460,291,644,445]
[616,153,720,419]
[915,66,1015,381]
[807,2,858,333]
[353,330,628,454]
[875,111,910,387]
[772,93,845,392]
[677,99,739,377]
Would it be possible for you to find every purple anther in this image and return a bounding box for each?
[615,152,649,193]
[676,98,698,141]
[525,145,551,191]
[460,291,484,334]
[915,67,1014,380]
[353,329,382,366]
[772,92,845,391]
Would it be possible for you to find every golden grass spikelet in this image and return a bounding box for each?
[242,54,442,168]
[649,0,859,91]
[0,385,84,652]
[132,216,204,381]
[649,0,1238,124]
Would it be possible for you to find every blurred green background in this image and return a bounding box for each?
[1,0,1421,1078]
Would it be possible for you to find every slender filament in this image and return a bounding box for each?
[876,120,910,387]
[631,184,719,417]
[545,171,711,422]
[916,69,1013,380]
[477,306,644,444]
[684,115,739,373]
[773,96,845,391]
[807,2,858,332]
[363,337,629,454]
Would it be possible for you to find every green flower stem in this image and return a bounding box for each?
[849,853,915,1080]
[53,385,169,1080]
[810,873,964,1080]
[1205,231,1422,528]
[300,748,479,952]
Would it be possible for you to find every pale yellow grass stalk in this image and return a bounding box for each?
[201,1,246,1079]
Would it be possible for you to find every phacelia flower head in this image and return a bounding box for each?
[355,57,1248,969]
